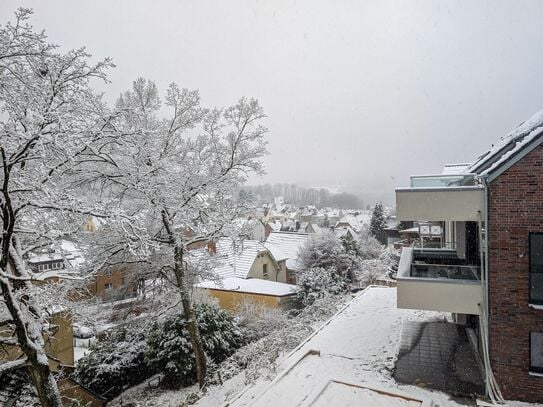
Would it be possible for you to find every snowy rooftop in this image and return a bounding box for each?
[213,238,271,279]
[222,287,468,407]
[196,277,297,297]
[334,226,358,240]
[27,252,64,263]
[467,109,543,176]
[335,214,361,232]
[264,232,309,271]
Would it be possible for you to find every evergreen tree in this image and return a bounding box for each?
[369,203,387,244]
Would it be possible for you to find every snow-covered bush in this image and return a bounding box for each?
[298,231,357,278]
[354,259,385,286]
[145,304,243,385]
[358,229,384,260]
[76,323,152,400]
[234,300,289,343]
[296,267,347,306]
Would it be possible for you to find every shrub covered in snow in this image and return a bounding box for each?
[145,303,243,385]
[358,229,384,260]
[234,300,290,343]
[298,231,355,277]
[76,322,152,400]
[296,267,347,306]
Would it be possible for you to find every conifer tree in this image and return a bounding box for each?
[369,202,387,244]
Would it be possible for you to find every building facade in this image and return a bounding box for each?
[395,110,543,403]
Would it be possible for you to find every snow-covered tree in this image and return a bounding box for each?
[90,78,267,387]
[369,202,387,244]
[297,231,355,278]
[358,228,383,260]
[145,304,243,386]
[76,323,152,400]
[296,267,347,305]
[0,9,112,406]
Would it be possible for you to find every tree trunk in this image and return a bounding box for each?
[173,244,207,388]
[29,363,63,407]
[0,276,63,407]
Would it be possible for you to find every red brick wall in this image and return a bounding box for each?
[488,144,543,403]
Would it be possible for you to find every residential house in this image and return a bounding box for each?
[335,214,362,234]
[394,109,543,403]
[264,232,309,284]
[264,221,282,239]
[238,218,266,242]
[334,226,358,241]
[196,238,295,310]
[0,308,74,372]
[197,278,297,311]
[86,265,138,302]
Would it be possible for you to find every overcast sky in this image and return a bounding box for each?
[2,0,543,204]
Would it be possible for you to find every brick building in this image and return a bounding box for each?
[395,109,543,403]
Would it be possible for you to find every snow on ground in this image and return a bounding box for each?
[199,286,465,407]
[110,376,199,407]
[74,337,95,362]
[109,287,543,407]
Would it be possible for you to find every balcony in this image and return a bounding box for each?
[397,247,482,315]
[396,174,484,222]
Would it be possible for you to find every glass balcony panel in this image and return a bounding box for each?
[411,263,480,281]
[410,174,477,188]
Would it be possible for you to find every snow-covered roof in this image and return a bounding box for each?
[334,226,358,240]
[213,238,272,279]
[33,269,83,282]
[27,253,63,263]
[467,109,543,177]
[335,215,361,233]
[266,221,282,232]
[226,287,449,407]
[196,277,297,297]
[311,224,323,234]
[264,232,309,271]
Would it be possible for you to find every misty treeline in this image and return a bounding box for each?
[241,183,364,209]
[0,8,266,406]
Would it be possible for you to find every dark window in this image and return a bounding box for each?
[104,283,113,290]
[530,332,543,374]
[530,233,543,304]
[263,264,268,279]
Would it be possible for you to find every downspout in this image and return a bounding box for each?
[478,174,504,404]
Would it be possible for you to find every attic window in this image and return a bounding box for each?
[263,263,268,279]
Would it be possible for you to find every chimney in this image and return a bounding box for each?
[207,241,217,254]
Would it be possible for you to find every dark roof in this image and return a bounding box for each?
[467,109,543,178]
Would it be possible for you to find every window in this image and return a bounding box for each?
[263,264,268,279]
[104,283,113,290]
[531,332,543,374]
[530,233,543,305]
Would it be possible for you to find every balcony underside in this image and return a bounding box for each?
[395,187,485,222]
[397,248,482,315]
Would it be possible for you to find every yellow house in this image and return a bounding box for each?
[197,277,298,311]
[195,238,298,310]
[0,308,74,372]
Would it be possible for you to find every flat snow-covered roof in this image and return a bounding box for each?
[197,277,297,297]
